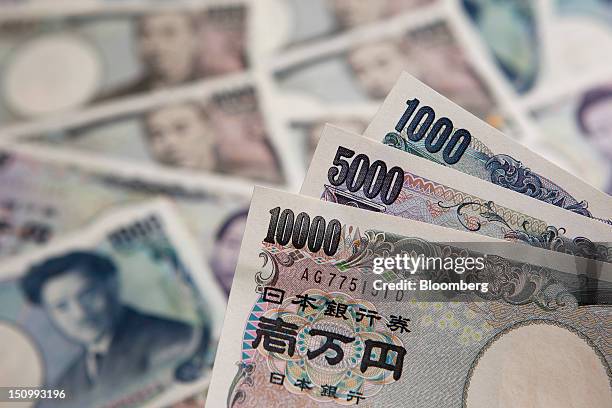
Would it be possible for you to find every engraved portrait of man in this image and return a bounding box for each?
[196,6,248,77]
[21,251,197,399]
[210,209,248,296]
[576,86,612,194]
[143,103,217,171]
[207,89,283,183]
[136,12,199,89]
[347,40,409,99]
[329,0,433,29]
[142,90,283,182]
[347,24,494,118]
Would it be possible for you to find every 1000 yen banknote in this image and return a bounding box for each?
[206,187,612,407]
[0,1,249,126]
[0,144,250,296]
[365,72,612,224]
[301,125,612,262]
[0,199,226,408]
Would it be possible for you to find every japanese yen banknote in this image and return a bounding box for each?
[206,187,612,407]
[0,200,226,408]
[0,145,250,296]
[0,1,250,126]
[365,72,612,224]
[301,125,612,263]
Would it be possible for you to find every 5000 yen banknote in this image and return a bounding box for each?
[0,1,249,125]
[365,72,612,224]
[0,200,226,408]
[206,187,612,407]
[0,144,250,296]
[301,125,612,263]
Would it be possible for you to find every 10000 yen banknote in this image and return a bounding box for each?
[284,104,373,168]
[263,0,437,52]
[0,1,249,126]
[301,125,612,262]
[0,200,226,408]
[18,75,287,184]
[206,187,612,407]
[0,145,250,296]
[365,72,612,224]
[273,15,506,127]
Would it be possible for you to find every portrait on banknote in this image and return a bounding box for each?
[290,116,368,166]
[531,83,612,195]
[29,85,285,183]
[274,20,500,122]
[210,208,248,296]
[21,251,198,394]
[268,0,436,50]
[1,0,611,406]
[0,4,249,124]
[575,85,612,193]
[0,202,224,407]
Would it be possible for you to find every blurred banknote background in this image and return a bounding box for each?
[0,0,610,407]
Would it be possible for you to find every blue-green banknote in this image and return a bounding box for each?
[0,200,226,407]
[460,0,539,93]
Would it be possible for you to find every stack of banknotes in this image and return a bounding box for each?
[0,1,611,407]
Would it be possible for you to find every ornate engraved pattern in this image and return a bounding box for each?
[383,133,611,225]
[440,200,612,262]
[227,361,256,408]
[383,131,445,165]
[402,174,545,231]
[254,250,286,293]
[485,154,594,218]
